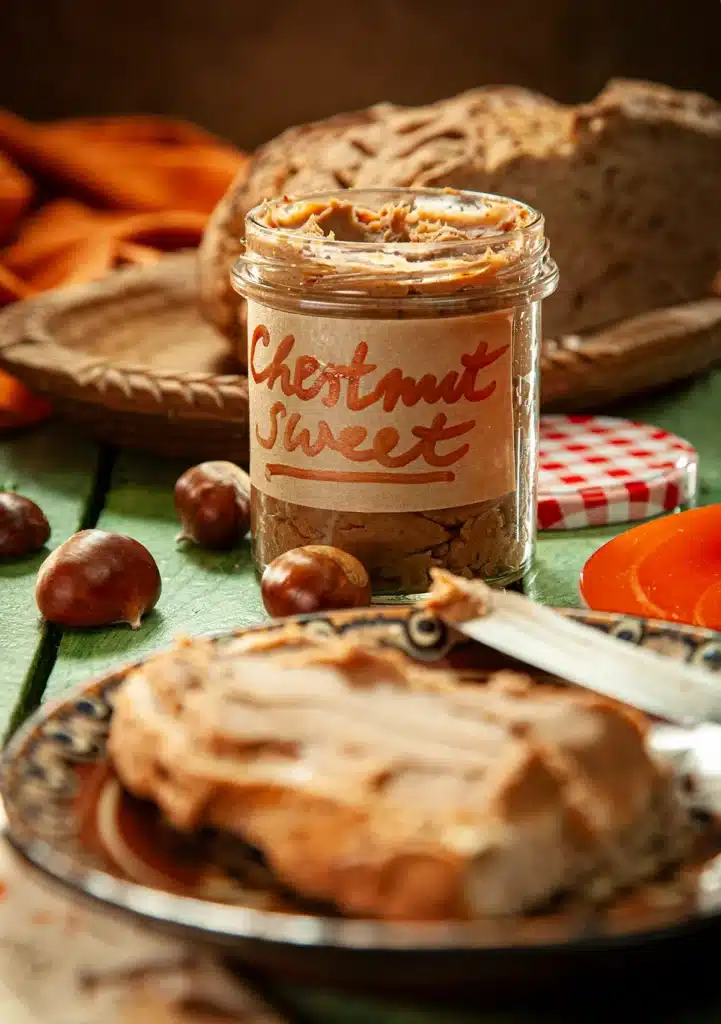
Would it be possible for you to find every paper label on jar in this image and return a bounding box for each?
[246,302,515,513]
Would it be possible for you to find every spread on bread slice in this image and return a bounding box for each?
[108,626,692,921]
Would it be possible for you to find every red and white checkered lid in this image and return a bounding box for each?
[537,414,698,531]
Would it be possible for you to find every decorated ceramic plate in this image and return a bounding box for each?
[3,606,721,994]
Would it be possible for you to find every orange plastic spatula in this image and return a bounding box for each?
[580,505,721,627]
[632,519,721,624]
[694,579,721,630]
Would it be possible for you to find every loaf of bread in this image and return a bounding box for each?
[198,79,721,355]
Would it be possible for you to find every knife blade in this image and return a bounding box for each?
[435,585,721,727]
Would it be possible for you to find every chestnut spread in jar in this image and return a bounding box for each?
[233,188,558,596]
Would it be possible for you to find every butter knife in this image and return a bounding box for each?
[425,571,721,727]
[425,571,721,815]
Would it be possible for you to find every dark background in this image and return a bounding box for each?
[2,0,720,148]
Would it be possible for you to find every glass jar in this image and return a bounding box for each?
[232,188,558,598]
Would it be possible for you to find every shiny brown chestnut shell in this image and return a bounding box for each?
[0,492,50,557]
[174,461,250,550]
[35,529,161,628]
[261,544,371,617]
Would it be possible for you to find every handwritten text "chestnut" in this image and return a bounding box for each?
[250,327,507,411]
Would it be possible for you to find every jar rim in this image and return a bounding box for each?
[244,187,544,255]
[233,186,556,313]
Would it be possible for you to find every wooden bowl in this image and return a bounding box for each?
[0,250,719,461]
[0,252,249,461]
[541,298,721,411]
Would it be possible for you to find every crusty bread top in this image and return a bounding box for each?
[579,78,721,133]
[234,85,571,213]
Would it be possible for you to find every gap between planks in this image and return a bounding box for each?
[3,444,117,743]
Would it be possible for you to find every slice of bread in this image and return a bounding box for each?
[109,629,691,921]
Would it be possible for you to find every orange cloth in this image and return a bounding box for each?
[0,112,246,291]
[0,111,247,427]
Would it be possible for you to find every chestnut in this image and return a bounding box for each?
[36,529,161,628]
[0,492,50,557]
[174,461,250,550]
[261,545,371,617]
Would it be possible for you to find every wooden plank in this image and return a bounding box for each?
[527,369,721,607]
[46,450,265,700]
[525,523,627,608]
[0,422,99,735]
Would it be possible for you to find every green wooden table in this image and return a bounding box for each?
[2,369,721,1023]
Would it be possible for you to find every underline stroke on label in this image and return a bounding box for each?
[265,465,456,484]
